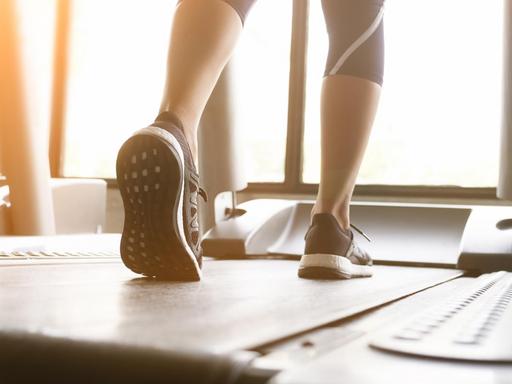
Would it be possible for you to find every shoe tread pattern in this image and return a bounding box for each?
[116,134,200,281]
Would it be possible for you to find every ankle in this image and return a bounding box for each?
[157,110,199,166]
[184,131,198,166]
[312,202,350,231]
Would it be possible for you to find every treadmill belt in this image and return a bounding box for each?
[0,259,461,353]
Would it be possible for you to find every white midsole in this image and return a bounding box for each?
[136,126,202,278]
[299,253,373,277]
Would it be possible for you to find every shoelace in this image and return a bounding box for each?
[303,220,372,242]
[350,223,372,242]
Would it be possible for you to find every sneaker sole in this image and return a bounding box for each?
[116,127,201,281]
[298,254,373,279]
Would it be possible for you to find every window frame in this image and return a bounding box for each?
[50,0,500,202]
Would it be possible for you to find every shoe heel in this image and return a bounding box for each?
[116,134,201,281]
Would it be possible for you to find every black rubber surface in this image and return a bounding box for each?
[116,134,200,281]
[0,332,248,384]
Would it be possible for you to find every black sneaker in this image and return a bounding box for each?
[298,213,373,279]
[116,111,207,281]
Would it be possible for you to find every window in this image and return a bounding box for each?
[57,0,504,197]
[303,0,503,187]
[61,0,292,182]
[62,0,173,178]
[231,1,292,182]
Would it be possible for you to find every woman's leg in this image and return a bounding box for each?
[314,0,385,230]
[117,0,256,280]
[315,75,381,229]
[299,0,384,280]
[159,0,256,163]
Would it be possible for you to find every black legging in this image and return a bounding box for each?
[178,0,385,86]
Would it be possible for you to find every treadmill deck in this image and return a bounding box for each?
[0,259,461,353]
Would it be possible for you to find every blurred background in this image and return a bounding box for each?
[3,0,504,190]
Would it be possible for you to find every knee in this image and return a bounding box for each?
[323,0,385,86]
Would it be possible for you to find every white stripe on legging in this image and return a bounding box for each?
[328,5,385,76]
